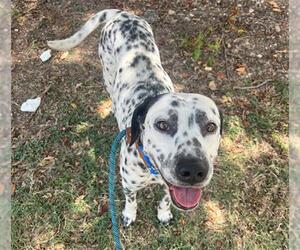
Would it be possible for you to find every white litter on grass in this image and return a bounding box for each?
[40,49,52,62]
[20,97,41,112]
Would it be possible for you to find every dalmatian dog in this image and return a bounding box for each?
[48,9,223,227]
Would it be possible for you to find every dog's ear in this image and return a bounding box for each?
[218,107,224,136]
[130,95,162,146]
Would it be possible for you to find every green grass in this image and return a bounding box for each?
[180,29,222,65]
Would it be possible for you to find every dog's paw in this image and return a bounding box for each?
[157,210,173,224]
[122,211,136,227]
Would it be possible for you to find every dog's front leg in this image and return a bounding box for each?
[122,186,137,227]
[157,187,173,224]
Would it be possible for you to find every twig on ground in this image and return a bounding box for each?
[221,32,230,81]
[234,79,273,90]
[27,80,55,123]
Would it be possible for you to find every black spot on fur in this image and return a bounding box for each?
[192,138,201,147]
[167,111,178,137]
[99,12,107,22]
[183,131,188,136]
[218,108,224,136]
[138,162,146,170]
[195,148,201,157]
[130,54,151,68]
[121,13,129,18]
[195,109,209,136]
[137,92,147,100]
[188,114,194,128]
[159,154,165,161]
[171,100,179,107]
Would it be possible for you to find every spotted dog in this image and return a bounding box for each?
[48,9,223,227]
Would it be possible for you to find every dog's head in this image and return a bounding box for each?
[130,93,223,210]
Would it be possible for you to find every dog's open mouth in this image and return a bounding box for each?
[168,185,202,210]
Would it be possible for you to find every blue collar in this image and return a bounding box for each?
[137,144,159,176]
[125,127,159,176]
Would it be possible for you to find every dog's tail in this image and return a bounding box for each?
[47,9,121,51]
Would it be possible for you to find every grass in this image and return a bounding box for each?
[180,28,222,65]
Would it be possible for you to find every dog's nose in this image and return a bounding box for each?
[175,157,209,185]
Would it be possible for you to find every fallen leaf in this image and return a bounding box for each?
[268,0,282,12]
[204,66,213,71]
[179,72,189,78]
[235,97,250,108]
[12,183,16,195]
[38,156,55,169]
[54,243,65,250]
[60,51,69,60]
[168,9,176,15]
[219,95,232,104]
[208,81,217,91]
[216,71,226,80]
[228,4,238,25]
[236,64,247,76]
[97,99,112,119]
[70,103,77,109]
[237,29,246,34]
[98,202,108,216]
[179,218,186,225]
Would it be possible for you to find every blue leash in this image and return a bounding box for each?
[108,129,159,249]
[108,129,126,250]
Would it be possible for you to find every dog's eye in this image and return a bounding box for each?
[206,122,217,133]
[156,121,170,131]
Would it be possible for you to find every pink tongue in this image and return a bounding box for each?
[170,186,202,209]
